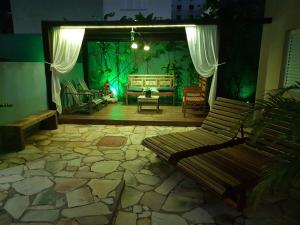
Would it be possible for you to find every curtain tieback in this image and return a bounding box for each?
[45,61,55,71]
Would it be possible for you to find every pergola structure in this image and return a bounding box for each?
[41,18,272,110]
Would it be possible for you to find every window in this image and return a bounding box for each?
[177,5,182,10]
[176,15,181,20]
[189,5,194,10]
[283,29,300,87]
[189,15,194,19]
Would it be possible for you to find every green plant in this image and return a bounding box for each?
[249,82,300,208]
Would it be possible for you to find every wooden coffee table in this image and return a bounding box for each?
[137,95,160,113]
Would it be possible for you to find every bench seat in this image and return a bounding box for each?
[126,74,176,105]
[0,110,58,151]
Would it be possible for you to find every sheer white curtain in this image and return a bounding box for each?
[185,25,218,108]
[51,27,85,113]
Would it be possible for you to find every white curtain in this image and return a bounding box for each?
[185,25,219,108]
[51,27,85,113]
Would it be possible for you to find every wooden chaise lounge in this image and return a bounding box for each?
[176,113,298,211]
[142,97,250,163]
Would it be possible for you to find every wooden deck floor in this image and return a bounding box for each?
[59,103,205,126]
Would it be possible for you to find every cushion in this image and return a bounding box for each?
[144,87,159,93]
[157,87,175,92]
[128,86,143,92]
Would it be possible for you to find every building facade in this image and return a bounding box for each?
[102,0,172,20]
[171,0,205,20]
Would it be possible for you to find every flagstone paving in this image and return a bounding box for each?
[0,124,296,225]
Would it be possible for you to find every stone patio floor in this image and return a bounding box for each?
[0,124,294,225]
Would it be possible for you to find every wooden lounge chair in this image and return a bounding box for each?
[142,97,250,163]
[77,80,106,101]
[176,111,299,213]
[61,80,105,114]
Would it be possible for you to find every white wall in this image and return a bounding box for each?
[10,0,103,33]
[103,0,171,20]
[256,0,300,99]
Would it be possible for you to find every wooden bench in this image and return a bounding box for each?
[0,110,58,151]
[142,97,250,163]
[126,74,176,105]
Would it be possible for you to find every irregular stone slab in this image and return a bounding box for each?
[62,202,111,218]
[66,186,94,207]
[0,175,24,184]
[88,179,121,198]
[24,170,52,177]
[33,189,65,206]
[13,177,53,195]
[4,196,29,219]
[121,159,145,173]
[55,171,75,177]
[130,134,145,145]
[20,153,43,161]
[91,161,120,174]
[105,171,124,180]
[83,156,104,163]
[0,214,12,225]
[121,187,143,208]
[74,147,92,155]
[182,207,214,223]
[155,172,183,195]
[0,191,8,202]
[162,193,199,212]
[125,150,138,160]
[11,223,52,225]
[133,205,143,213]
[115,211,137,225]
[74,171,105,179]
[135,174,160,186]
[137,218,151,225]
[57,218,80,225]
[151,212,188,225]
[46,161,67,174]
[21,209,59,222]
[62,153,82,161]
[124,170,137,187]
[54,178,87,193]
[140,191,165,211]
[76,215,109,225]
[0,165,24,176]
[26,160,46,170]
[0,184,10,190]
[68,158,82,167]
[103,153,124,161]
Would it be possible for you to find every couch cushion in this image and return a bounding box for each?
[157,87,175,92]
[128,86,143,92]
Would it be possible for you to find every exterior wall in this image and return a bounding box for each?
[171,0,205,20]
[0,34,83,124]
[256,0,300,98]
[0,62,48,124]
[10,0,103,33]
[103,0,171,20]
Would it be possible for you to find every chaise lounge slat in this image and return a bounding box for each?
[142,97,250,163]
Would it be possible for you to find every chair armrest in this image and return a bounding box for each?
[169,137,248,164]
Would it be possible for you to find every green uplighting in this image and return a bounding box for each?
[87,41,199,102]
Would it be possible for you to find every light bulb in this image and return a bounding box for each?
[131,42,138,49]
[143,44,150,51]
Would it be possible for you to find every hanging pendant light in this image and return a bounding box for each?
[130,27,138,49]
[143,44,150,51]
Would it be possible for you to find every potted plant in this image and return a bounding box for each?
[248,82,300,216]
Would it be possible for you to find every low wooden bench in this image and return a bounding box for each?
[0,110,58,151]
[126,74,176,105]
[142,97,250,163]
